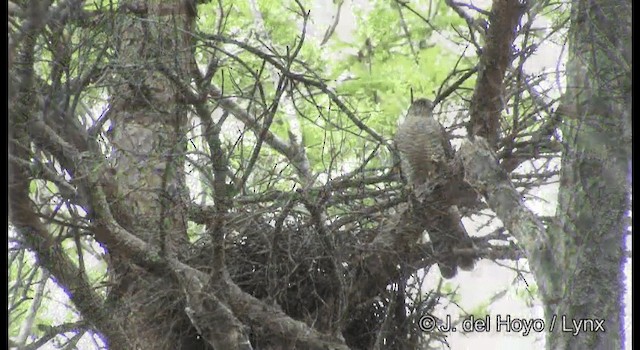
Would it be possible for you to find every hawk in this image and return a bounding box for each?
[394,98,475,278]
[394,99,453,190]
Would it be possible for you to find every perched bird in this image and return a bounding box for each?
[394,98,475,278]
[394,99,453,191]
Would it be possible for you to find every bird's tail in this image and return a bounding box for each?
[432,206,476,279]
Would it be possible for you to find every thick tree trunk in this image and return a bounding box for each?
[546,0,631,349]
[106,1,196,348]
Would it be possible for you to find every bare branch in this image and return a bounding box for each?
[202,34,389,148]
[458,137,558,301]
[468,0,526,146]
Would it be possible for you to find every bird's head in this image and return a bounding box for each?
[407,98,434,117]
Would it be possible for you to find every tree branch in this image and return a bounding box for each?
[247,0,314,184]
[468,0,525,146]
[8,182,128,348]
[202,34,389,148]
[458,137,558,301]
